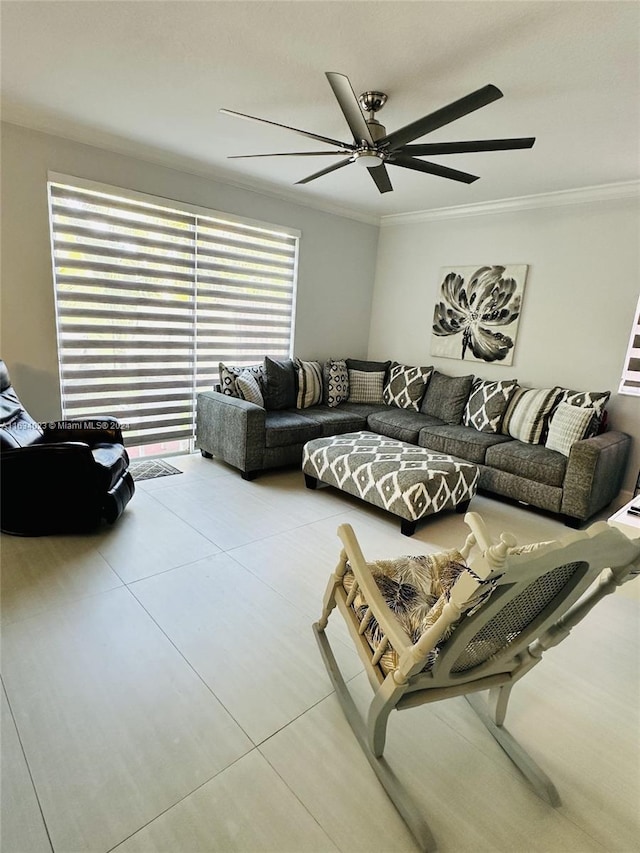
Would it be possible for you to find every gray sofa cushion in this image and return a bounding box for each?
[300,405,368,437]
[485,440,567,487]
[367,408,442,444]
[418,424,512,464]
[421,371,474,424]
[265,410,322,448]
[339,402,390,418]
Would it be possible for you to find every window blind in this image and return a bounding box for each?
[619,293,640,397]
[48,179,298,446]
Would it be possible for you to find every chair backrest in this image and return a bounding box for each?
[425,519,640,689]
[0,359,44,449]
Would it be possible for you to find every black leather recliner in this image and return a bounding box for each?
[0,360,135,535]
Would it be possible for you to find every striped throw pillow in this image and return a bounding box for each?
[295,359,323,408]
[236,369,264,407]
[545,403,595,456]
[502,386,561,444]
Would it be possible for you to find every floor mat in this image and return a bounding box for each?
[129,459,183,482]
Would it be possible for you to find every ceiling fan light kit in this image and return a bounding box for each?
[221,72,535,195]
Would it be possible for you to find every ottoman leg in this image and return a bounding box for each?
[304,473,319,490]
[401,518,417,537]
[455,500,471,514]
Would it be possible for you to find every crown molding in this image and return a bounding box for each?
[379,180,640,227]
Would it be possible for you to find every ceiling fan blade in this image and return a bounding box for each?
[295,157,354,185]
[389,154,479,184]
[400,137,536,156]
[228,151,353,159]
[325,72,374,146]
[368,163,393,194]
[380,84,504,151]
[220,108,354,150]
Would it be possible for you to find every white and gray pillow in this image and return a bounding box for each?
[502,386,561,444]
[236,369,265,407]
[383,363,433,410]
[347,369,385,404]
[553,387,610,437]
[323,359,349,408]
[545,402,595,456]
[219,362,264,398]
[463,378,518,434]
[295,359,323,408]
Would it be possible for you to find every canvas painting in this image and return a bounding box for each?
[430,264,528,366]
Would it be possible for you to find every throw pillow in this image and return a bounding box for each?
[545,403,595,456]
[236,369,265,407]
[501,386,561,444]
[463,378,518,434]
[263,357,297,410]
[323,359,349,408]
[219,362,264,398]
[420,371,474,425]
[347,369,385,404]
[554,387,610,437]
[295,359,323,408]
[383,363,433,410]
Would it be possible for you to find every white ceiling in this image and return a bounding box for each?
[2,1,639,220]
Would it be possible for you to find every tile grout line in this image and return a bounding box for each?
[1,675,55,853]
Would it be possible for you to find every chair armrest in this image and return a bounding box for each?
[196,391,266,474]
[42,417,124,445]
[561,430,631,521]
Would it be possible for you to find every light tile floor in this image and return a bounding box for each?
[2,453,638,853]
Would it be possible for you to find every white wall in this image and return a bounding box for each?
[0,122,379,419]
[369,196,640,493]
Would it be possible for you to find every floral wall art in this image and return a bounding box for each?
[431,264,528,366]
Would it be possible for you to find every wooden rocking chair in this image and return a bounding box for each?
[313,513,640,852]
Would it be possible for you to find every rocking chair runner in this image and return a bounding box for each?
[313,513,640,852]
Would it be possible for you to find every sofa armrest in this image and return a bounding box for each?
[561,430,631,521]
[196,391,266,474]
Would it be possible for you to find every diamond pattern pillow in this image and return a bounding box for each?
[501,386,561,444]
[463,378,518,434]
[323,359,349,408]
[295,359,323,408]
[348,369,385,404]
[219,362,264,398]
[553,387,610,437]
[545,403,595,456]
[383,363,433,410]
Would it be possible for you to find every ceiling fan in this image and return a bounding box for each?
[220,72,535,194]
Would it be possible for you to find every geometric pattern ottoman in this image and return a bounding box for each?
[302,431,479,536]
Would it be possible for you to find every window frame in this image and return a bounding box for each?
[47,172,300,448]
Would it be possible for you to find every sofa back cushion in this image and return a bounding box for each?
[263,357,297,410]
[383,363,433,410]
[420,371,474,424]
[463,378,518,434]
[501,386,561,444]
[295,359,323,408]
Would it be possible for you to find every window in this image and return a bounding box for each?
[619,292,640,397]
[48,176,299,448]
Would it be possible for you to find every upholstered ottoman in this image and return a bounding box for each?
[302,431,479,535]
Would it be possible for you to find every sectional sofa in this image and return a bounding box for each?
[195,356,631,526]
